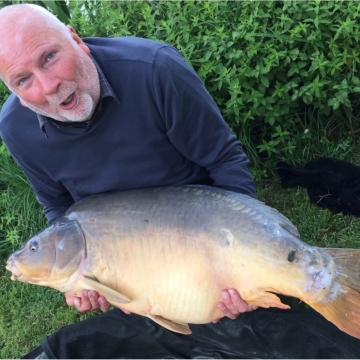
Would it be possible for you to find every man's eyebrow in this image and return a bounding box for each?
[8,49,50,83]
[9,71,28,83]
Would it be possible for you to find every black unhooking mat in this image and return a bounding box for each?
[23,307,360,359]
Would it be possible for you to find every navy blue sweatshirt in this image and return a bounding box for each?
[0,37,255,223]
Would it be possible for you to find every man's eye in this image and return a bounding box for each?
[46,52,55,61]
[18,77,28,86]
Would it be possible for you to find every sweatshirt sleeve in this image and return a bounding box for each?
[15,160,75,224]
[152,46,256,197]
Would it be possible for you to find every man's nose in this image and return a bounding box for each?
[37,72,61,95]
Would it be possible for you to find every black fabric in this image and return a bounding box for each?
[21,346,43,359]
[23,308,360,359]
[276,158,360,216]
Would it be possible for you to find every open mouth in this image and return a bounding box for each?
[59,92,78,110]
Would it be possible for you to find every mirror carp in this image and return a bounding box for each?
[6,185,360,338]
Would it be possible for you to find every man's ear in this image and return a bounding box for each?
[66,25,90,55]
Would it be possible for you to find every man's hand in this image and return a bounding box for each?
[65,290,116,313]
[213,288,258,323]
[66,289,253,320]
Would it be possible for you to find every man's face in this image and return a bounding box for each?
[0,25,100,122]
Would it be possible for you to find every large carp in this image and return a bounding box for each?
[6,185,360,338]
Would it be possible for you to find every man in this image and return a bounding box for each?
[0,4,256,320]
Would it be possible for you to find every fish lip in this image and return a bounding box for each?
[6,257,22,280]
[5,257,13,272]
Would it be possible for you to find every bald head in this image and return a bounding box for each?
[0,4,71,60]
[0,4,100,122]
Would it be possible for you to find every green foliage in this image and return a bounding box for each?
[0,80,10,108]
[0,0,70,23]
[68,0,360,172]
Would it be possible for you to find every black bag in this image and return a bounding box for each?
[276,158,360,216]
[23,307,360,359]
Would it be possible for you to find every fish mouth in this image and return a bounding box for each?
[6,257,23,281]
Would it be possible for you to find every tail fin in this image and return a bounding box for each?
[308,248,360,339]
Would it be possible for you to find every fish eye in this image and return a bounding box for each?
[29,240,38,252]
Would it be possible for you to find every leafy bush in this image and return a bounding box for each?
[0,80,9,106]
[0,0,70,23]
[69,0,360,170]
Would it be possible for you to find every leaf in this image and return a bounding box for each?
[260,76,269,88]
[328,97,340,110]
[352,76,360,86]
[40,0,70,24]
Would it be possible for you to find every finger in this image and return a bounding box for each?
[220,289,247,314]
[226,289,249,313]
[65,292,90,313]
[73,290,93,313]
[66,293,84,310]
[119,307,131,315]
[226,289,259,313]
[217,302,238,319]
[98,295,111,313]
[65,293,77,306]
[87,291,101,311]
[65,291,101,313]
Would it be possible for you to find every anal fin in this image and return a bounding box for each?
[147,314,192,335]
[78,277,131,304]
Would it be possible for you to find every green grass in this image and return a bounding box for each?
[1,176,360,358]
[0,272,89,358]
[0,149,93,358]
[0,145,47,258]
[258,178,360,249]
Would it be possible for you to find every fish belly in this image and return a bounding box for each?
[85,232,226,323]
[83,227,312,324]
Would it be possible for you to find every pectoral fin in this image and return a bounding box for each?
[147,314,192,335]
[78,277,131,304]
[245,289,290,309]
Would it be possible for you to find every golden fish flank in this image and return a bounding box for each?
[6,185,360,338]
